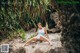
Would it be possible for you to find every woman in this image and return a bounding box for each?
[25,22,52,46]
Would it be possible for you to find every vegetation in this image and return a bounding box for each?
[0,0,51,41]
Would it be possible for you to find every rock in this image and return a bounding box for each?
[0,33,63,53]
[0,32,62,53]
[61,13,80,53]
[48,28,61,33]
[9,47,26,53]
[34,48,44,53]
[46,47,67,53]
[15,47,26,53]
[50,12,62,33]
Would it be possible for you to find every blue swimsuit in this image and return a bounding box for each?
[36,28,45,39]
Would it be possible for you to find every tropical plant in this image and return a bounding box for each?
[0,0,51,40]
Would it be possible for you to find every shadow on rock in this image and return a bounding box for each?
[46,47,67,53]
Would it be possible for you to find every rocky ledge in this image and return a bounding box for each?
[9,33,67,53]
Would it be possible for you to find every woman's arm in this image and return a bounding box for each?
[44,28,49,39]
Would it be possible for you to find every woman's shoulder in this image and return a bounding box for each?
[43,27,46,30]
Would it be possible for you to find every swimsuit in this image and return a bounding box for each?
[36,28,45,39]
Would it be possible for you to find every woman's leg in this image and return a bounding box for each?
[40,36,52,45]
[25,37,37,45]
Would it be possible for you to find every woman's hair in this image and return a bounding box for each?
[37,22,42,26]
[36,22,42,31]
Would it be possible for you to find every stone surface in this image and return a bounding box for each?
[8,33,62,53]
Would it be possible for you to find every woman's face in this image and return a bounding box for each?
[38,23,42,29]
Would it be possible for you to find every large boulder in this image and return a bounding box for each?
[61,13,80,53]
